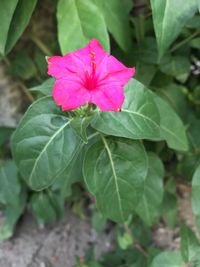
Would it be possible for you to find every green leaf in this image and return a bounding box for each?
[178,154,200,181]
[0,127,14,146]
[11,96,83,190]
[187,16,200,28]
[139,38,158,65]
[136,153,164,226]
[91,212,107,233]
[5,0,37,54]
[197,0,200,11]
[190,38,200,49]
[94,0,132,51]
[162,192,178,228]
[30,78,54,96]
[150,0,197,58]
[34,49,48,77]
[9,51,37,80]
[150,251,183,267]
[52,142,86,198]
[0,0,37,56]
[0,0,18,55]
[186,115,200,151]
[92,79,188,150]
[117,231,133,250]
[70,116,93,143]
[0,161,20,206]
[57,0,110,54]
[83,136,148,222]
[160,56,190,83]
[31,192,57,224]
[152,94,188,151]
[92,79,161,141]
[122,0,133,13]
[135,63,157,86]
[181,224,200,264]
[157,84,188,119]
[192,165,200,219]
[0,184,26,241]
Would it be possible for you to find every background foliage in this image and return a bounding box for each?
[0,0,200,266]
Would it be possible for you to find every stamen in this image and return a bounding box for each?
[91,60,96,70]
[89,51,96,58]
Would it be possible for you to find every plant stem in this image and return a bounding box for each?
[170,30,200,53]
[86,103,93,112]
[31,35,53,56]
[3,58,34,103]
[124,223,148,257]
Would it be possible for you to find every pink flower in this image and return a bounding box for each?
[47,39,135,112]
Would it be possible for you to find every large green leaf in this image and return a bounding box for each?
[0,0,37,56]
[83,136,148,222]
[11,96,83,190]
[150,252,183,267]
[91,78,188,151]
[150,0,197,58]
[92,79,161,141]
[136,153,164,226]
[57,0,110,54]
[5,0,37,54]
[94,0,132,51]
[152,93,188,151]
[0,0,18,55]
[52,142,86,198]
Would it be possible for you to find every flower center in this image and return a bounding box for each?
[84,51,98,90]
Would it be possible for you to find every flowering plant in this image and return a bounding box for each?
[12,39,188,222]
[1,0,200,265]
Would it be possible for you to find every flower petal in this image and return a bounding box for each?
[95,56,134,87]
[48,39,135,112]
[48,39,108,80]
[74,39,108,66]
[90,86,125,112]
[52,79,90,111]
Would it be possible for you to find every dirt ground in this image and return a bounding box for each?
[0,193,196,267]
[0,210,113,267]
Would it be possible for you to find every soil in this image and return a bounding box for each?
[0,210,113,267]
[0,63,23,127]
[0,193,196,267]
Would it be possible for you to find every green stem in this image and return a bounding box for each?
[3,57,34,103]
[31,35,53,56]
[123,223,148,257]
[86,103,93,112]
[170,30,200,53]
